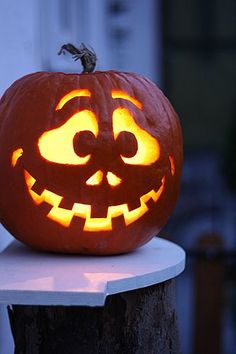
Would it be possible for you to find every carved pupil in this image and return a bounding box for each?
[116,131,138,158]
[73,131,96,157]
[73,131,138,159]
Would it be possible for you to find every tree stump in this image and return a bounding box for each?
[8,280,180,354]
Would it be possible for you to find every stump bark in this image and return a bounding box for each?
[8,280,180,354]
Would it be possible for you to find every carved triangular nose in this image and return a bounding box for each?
[86,170,103,186]
[86,170,122,186]
[106,172,122,186]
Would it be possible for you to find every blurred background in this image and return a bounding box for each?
[0,0,235,353]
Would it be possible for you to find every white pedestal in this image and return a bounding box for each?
[0,237,185,306]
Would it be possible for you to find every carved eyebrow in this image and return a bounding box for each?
[55,89,91,110]
[112,90,143,110]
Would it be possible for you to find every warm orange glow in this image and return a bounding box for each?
[24,170,36,189]
[11,148,23,167]
[24,170,63,206]
[55,89,91,110]
[112,90,143,110]
[48,207,74,227]
[86,170,103,186]
[169,155,175,176]
[38,110,98,165]
[84,217,112,232]
[106,172,122,186]
[86,171,122,187]
[113,108,160,165]
[24,169,165,231]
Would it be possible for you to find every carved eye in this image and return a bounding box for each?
[38,110,98,165]
[112,108,160,165]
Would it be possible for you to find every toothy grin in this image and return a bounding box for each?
[24,170,165,232]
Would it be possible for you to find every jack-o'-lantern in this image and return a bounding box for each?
[0,44,183,255]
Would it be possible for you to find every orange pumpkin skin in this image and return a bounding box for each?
[0,71,182,255]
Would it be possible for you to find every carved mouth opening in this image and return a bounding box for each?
[11,148,166,232]
[24,170,165,232]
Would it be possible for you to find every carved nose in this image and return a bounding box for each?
[86,170,122,186]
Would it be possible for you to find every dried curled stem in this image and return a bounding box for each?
[58,43,97,73]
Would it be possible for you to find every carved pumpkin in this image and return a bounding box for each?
[0,70,182,255]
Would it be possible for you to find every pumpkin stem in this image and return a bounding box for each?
[58,43,97,73]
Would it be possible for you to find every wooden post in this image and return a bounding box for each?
[0,238,185,354]
[8,280,179,354]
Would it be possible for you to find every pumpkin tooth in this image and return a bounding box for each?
[144,196,156,210]
[38,201,55,216]
[69,214,86,229]
[90,204,109,218]
[111,213,126,230]
[58,197,75,210]
[127,198,141,211]
[30,179,45,195]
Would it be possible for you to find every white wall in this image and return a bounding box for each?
[39,0,161,83]
[0,0,40,94]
